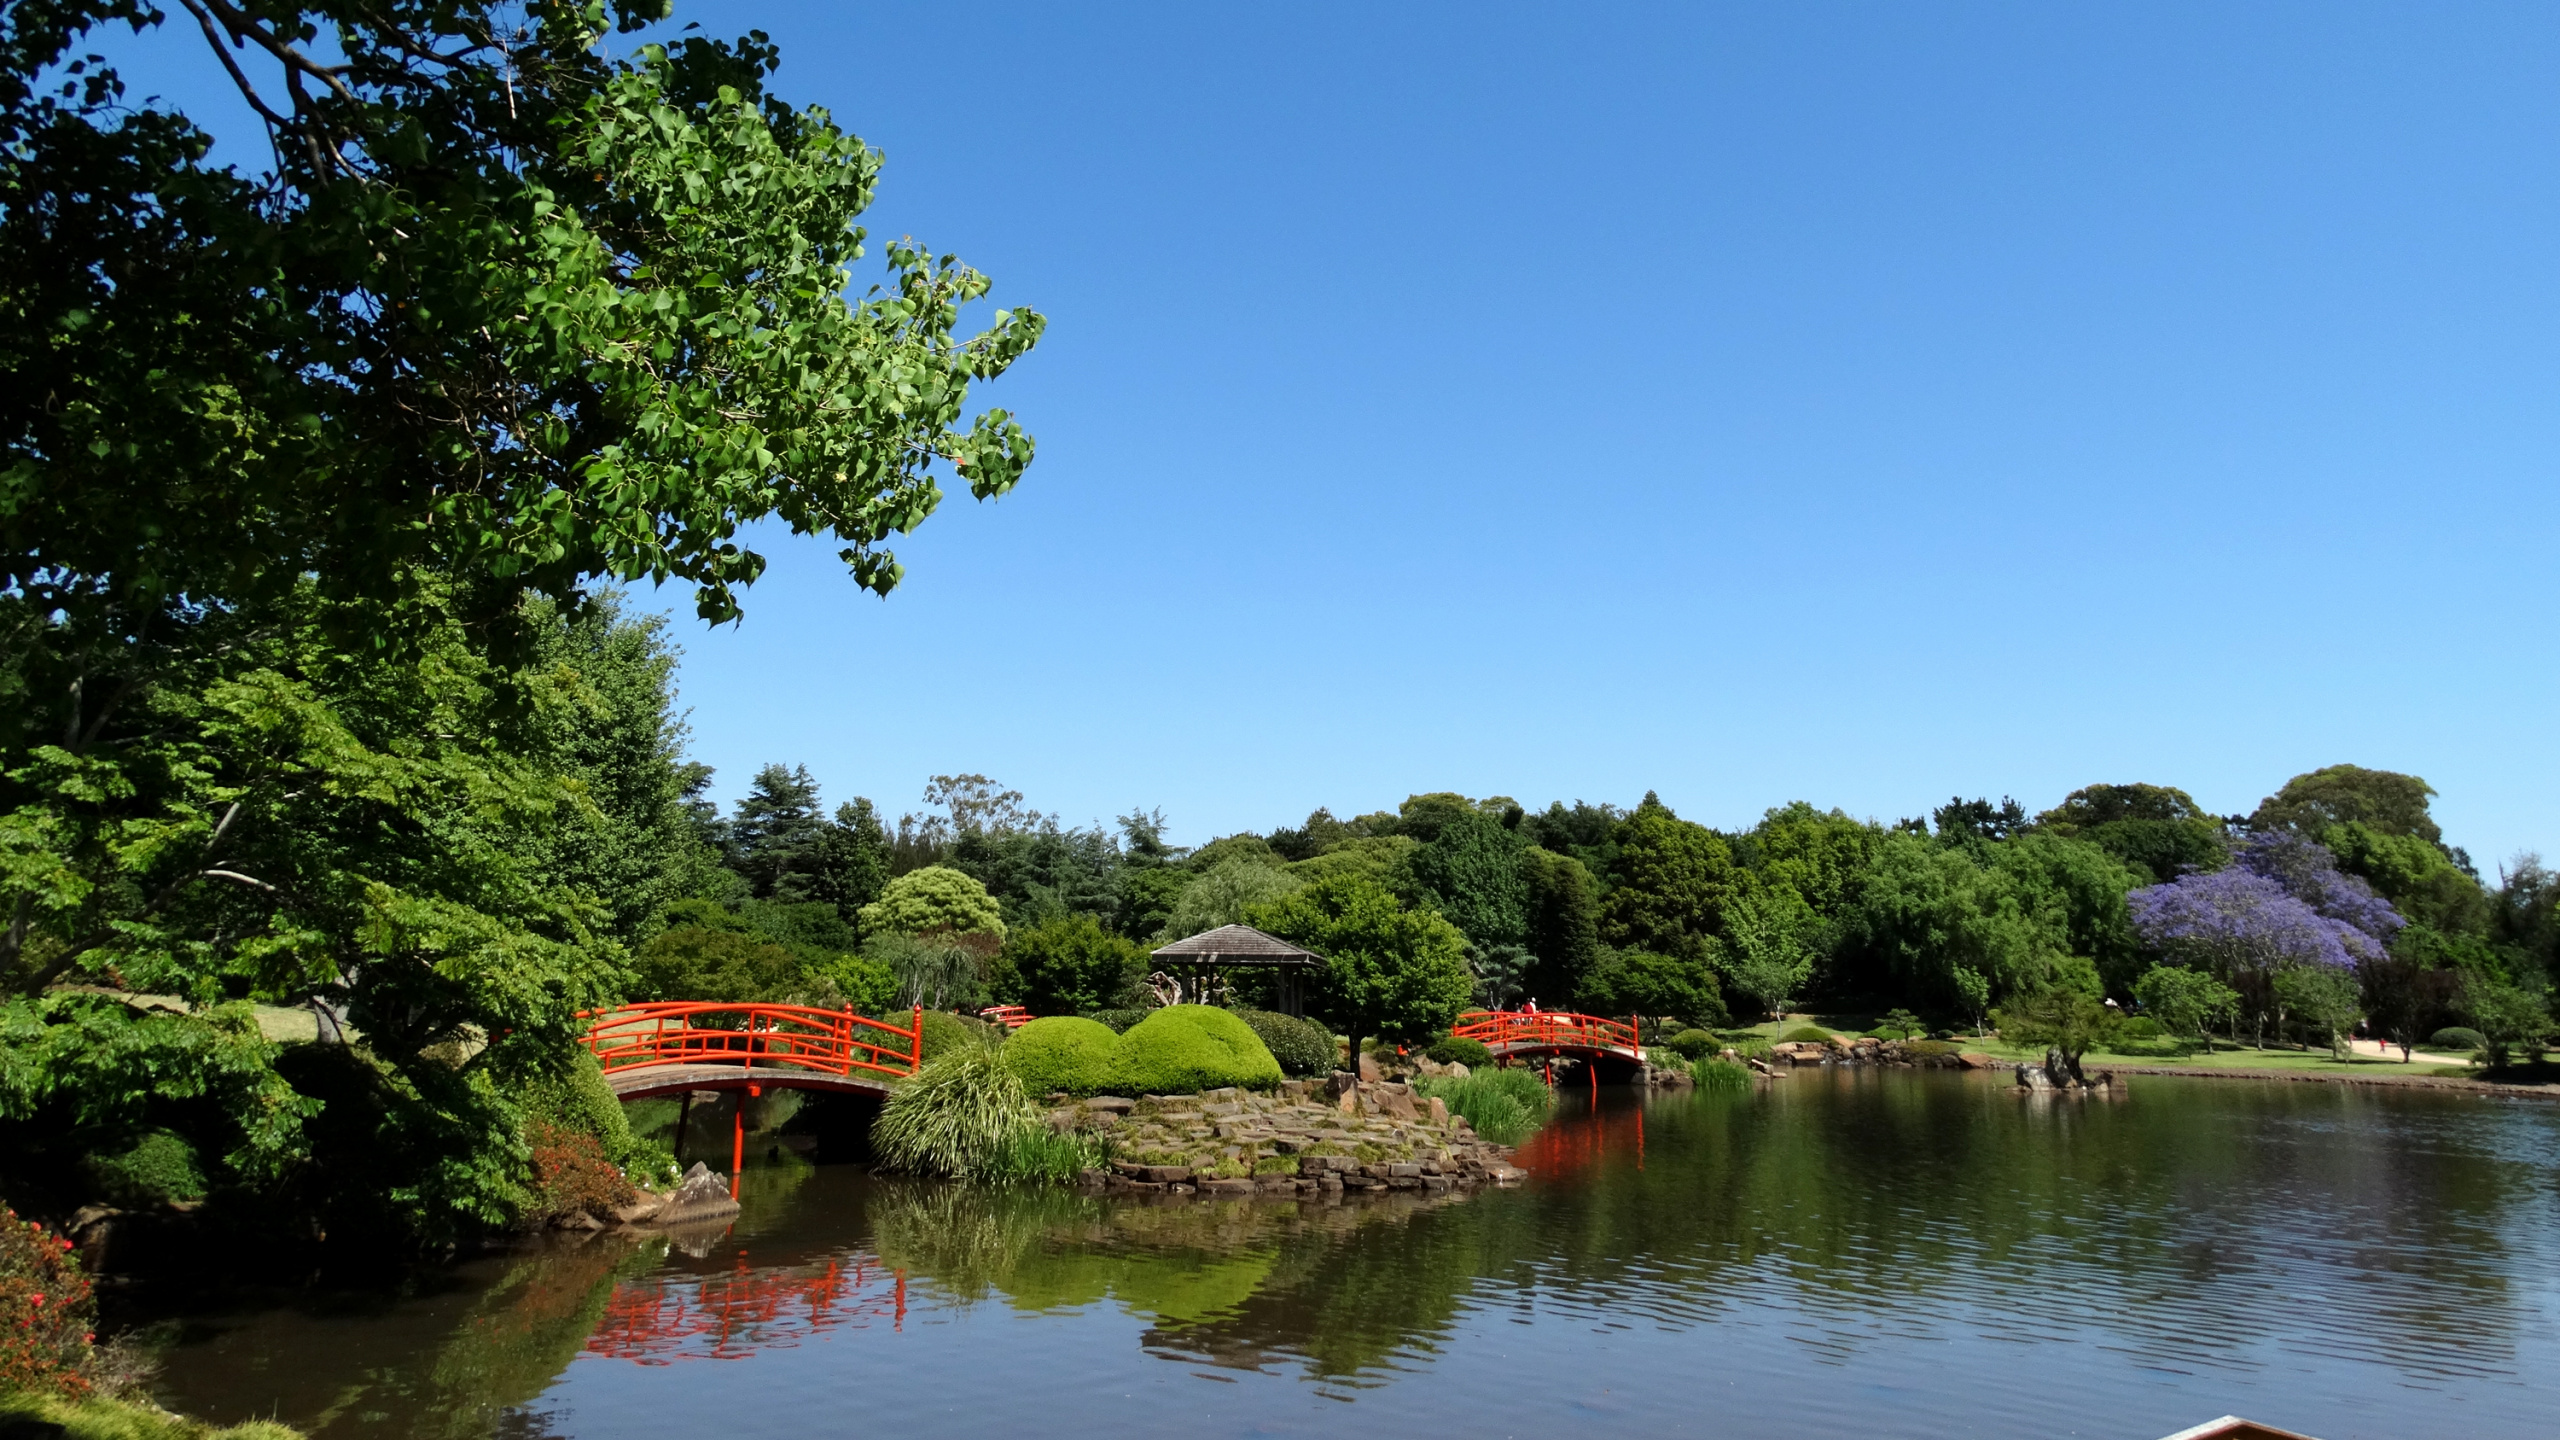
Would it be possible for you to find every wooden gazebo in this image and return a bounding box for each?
[1150,924,1323,1017]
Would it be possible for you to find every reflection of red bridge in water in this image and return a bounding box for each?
[587,1257,909,1363]
[1511,1095,1646,1175]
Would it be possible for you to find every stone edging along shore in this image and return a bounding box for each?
[2088,1061,2560,1100]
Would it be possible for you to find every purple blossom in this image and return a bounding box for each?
[2129,865,2387,975]
[2230,833,2403,946]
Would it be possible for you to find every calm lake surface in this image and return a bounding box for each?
[139,1070,2560,1440]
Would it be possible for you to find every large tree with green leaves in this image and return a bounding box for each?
[1252,876,1474,1083]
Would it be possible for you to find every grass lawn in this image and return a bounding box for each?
[1718,1014,2483,1079]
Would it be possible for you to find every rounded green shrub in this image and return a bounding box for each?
[2429,1026,2488,1053]
[1236,1010,1336,1077]
[918,1009,1001,1062]
[1003,1016,1123,1096]
[85,1130,207,1206]
[1113,1005,1283,1094]
[1780,1026,1836,1045]
[1903,1038,1960,1059]
[2118,1015,2165,1040]
[1663,1028,1718,1060]
[1425,1035,1493,1068]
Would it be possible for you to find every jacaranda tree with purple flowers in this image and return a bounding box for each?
[2130,834,2402,1047]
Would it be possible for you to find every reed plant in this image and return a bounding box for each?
[1691,1056,1752,1093]
[872,1042,1041,1180]
[1417,1066,1555,1145]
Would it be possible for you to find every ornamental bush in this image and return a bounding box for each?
[1425,1035,1493,1068]
[1002,1016,1123,1096]
[858,866,1005,942]
[918,1009,1001,1063]
[1112,1006,1283,1094]
[525,1118,639,1225]
[1236,1011,1337,1078]
[84,1131,207,1207]
[1663,1029,1719,1060]
[1780,1026,1835,1045]
[2429,1027,2488,1053]
[0,1207,94,1398]
[874,1045,1040,1180]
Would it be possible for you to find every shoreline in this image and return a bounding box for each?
[2092,1061,2560,1100]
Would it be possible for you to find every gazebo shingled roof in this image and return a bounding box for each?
[1150,924,1321,967]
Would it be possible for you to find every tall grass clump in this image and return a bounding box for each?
[983,1127,1108,1185]
[1418,1067,1555,1145]
[873,1043,1041,1180]
[1691,1056,1752,1093]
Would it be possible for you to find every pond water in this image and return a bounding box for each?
[137,1070,2560,1440]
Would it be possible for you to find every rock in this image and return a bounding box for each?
[1083,1096,1135,1114]
[1445,1061,1470,1078]
[1357,1052,1383,1082]
[611,1194,667,1225]
[1958,1052,2000,1070]
[1113,1162,1194,1184]
[554,1209,605,1231]
[652,1163,741,1226]
[1197,1177,1254,1195]
[1372,1085,1419,1119]
[1426,1096,1449,1125]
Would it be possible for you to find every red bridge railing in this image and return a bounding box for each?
[1453,1009,1641,1058]
[580,1001,924,1082]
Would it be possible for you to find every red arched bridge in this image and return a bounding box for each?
[580,1002,925,1188]
[1453,1009,1646,1083]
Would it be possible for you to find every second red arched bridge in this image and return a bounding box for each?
[1451,1009,1648,1083]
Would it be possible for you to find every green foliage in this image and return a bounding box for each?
[2035,783,2228,886]
[1415,1068,1553,1145]
[83,1130,208,1207]
[2322,822,2488,935]
[981,1127,1108,1186]
[868,931,989,1011]
[1001,1017,1123,1097]
[1085,1009,1150,1033]
[2133,965,2241,1044]
[2456,975,2552,1069]
[1252,876,1476,1056]
[2272,965,2362,1057]
[1112,1006,1284,1094]
[2428,1027,2488,1052]
[1236,1010,1338,1078]
[1286,835,1423,899]
[1844,835,2080,1026]
[1989,834,2146,994]
[1994,990,2123,1061]
[1691,1056,1753,1093]
[1159,858,1301,940]
[1780,1026,1835,1044]
[1520,847,1602,1005]
[997,914,1147,1016]
[1872,1008,1924,1040]
[2251,765,2446,846]
[1719,881,1817,1019]
[0,1389,302,1440]
[1602,804,1734,960]
[521,1049,662,1175]
[1580,948,1729,1027]
[1663,1029,1719,1060]
[859,866,1005,941]
[872,1045,1041,1180]
[916,1009,1000,1063]
[1425,1035,1495,1068]
[629,924,808,1003]
[1409,808,1529,949]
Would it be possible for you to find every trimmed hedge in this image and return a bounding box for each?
[1663,1028,1718,1060]
[1003,1016,1123,1096]
[1114,1006,1284,1094]
[1425,1035,1493,1068]
[2429,1026,2488,1053]
[1236,1010,1336,1078]
[1780,1026,1836,1045]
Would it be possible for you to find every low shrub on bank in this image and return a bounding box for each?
[1691,1057,1752,1093]
[1237,1011,1337,1078]
[1425,1035,1493,1068]
[1418,1067,1554,1145]
[1663,1029,1718,1060]
[2429,1027,2488,1054]
[1780,1026,1836,1045]
[873,1046,1039,1180]
[917,1009,1003,1063]
[83,1131,207,1208]
[1902,1039,1960,1059]
[1002,1016,1123,1096]
[524,1119,639,1224]
[1114,1007,1284,1094]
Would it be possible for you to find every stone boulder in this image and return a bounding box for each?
[651,1162,741,1226]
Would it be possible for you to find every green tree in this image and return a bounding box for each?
[2457,974,2552,1069]
[2035,783,2228,885]
[810,798,893,921]
[2321,822,2489,936]
[1989,833,2145,995]
[729,764,828,900]
[2250,766,2446,847]
[1602,801,1734,961]
[1845,836,2083,1030]
[1520,847,1602,1006]
[2272,965,2362,1058]
[1720,882,1816,1021]
[1161,858,1302,940]
[997,914,1146,1016]
[859,866,1005,941]
[1994,990,2123,1076]
[2132,965,2241,1051]
[1409,808,1529,949]
[1579,948,1728,1028]
[1251,877,1474,1082]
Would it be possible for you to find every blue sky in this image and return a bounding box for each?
[109,3,2560,864]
